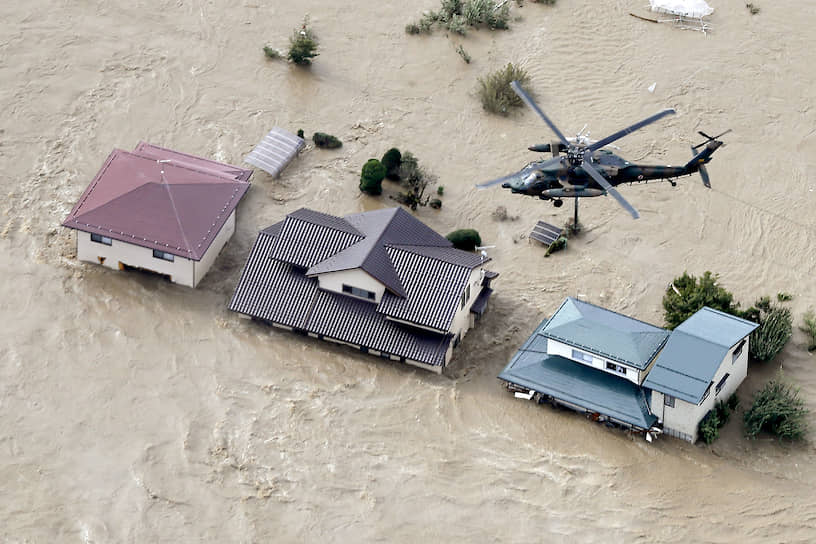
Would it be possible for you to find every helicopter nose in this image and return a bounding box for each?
[501,182,511,188]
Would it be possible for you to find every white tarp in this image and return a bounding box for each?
[649,0,713,18]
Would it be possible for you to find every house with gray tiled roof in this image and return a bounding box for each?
[499,297,757,443]
[229,207,497,373]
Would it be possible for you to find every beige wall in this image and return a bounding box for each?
[75,210,236,288]
[652,336,750,442]
[192,210,235,287]
[317,268,386,302]
[547,339,643,384]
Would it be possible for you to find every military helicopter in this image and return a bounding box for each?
[477,81,729,220]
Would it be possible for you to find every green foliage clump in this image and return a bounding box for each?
[381,148,402,180]
[777,292,793,302]
[394,151,437,210]
[296,129,304,139]
[263,46,281,59]
[406,0,510,36]
[437,186,444,196]
[359,159,386,196]
[447,229,482,251]
[477,63,530,115]
[698,410,722,445]
[544,235,567,257]
[662,271,738,330]
[727,392,740,411]
[801,310,816,352]
[430,198,442,209]
[288,17,319,66]
[744,375,808,440]
[312,132,342,149]
[745,298,792,362]
[456,44,472,64]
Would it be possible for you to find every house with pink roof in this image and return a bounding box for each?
[62,142,252,287]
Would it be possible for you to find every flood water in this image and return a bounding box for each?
[2,0,816,541]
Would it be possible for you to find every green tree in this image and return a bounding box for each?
[446,229,482,251]
[312,132,342,149]
[662,271,738,330]
[744,374,808,440]
[381,148,402,180]
[742,297,792,362]
[288,17,319,66]
[359,159,386,196]
[477,63,530,115]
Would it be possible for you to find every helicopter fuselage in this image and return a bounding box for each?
[503,149,695,199]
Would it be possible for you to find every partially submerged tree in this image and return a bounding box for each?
[744,374,808,441]
[801,310,816,352]
[313,132,342,149]
[359,159,386,196]
[288,16,319,66]
[394,151,437,211]
[478,63,530,115]
[447,229,482,251]
[405,0,511,36]
[662,271,739,330]
[741,297,792,362]
[381,148,402,180]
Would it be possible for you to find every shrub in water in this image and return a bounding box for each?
[429,198,442,209]
[744,374,808,440]
[446,229,482,251]
[698,410,721,445]
[662,271,738,330]
[288,17,319,66]
[263,46,281,59]
[743,297,792,362]
[381,148,402,180]
[360,159,386,196]
[313,132,342,149]
[800,310,816,352]
[437,186,444,196]
[297,129,304,139]
[478,63,530,115]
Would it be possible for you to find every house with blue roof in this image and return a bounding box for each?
[499,297,757,443]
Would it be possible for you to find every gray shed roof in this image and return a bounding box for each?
[244,127,305,177]
[643,307,758,404]
[498,323,657,430]
[541,297,670,370]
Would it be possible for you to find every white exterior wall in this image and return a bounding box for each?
[652,336,751,443]
[546,339,643,385]
[317,269,386,302]
[77,231,195,287]
[192,210,235,287]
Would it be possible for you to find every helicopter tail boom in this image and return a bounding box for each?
[683,140,722,173]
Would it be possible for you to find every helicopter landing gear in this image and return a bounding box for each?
[553,199,564,208]
[669,178,677,187]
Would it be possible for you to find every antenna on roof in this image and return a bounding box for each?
[476,245,495,259]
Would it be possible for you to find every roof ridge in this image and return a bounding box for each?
[388,244,487,269]
[289,209,364,238]
[567,296,665,330]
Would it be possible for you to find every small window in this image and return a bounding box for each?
[571,349,594,364]
[715,373,730,395]
[664,394,675,408]
[342,284,375,301]
[460,284,471,309]
[152,249,175,262]
[732,339,746,363]
[91,233,112,246]
[606,362,627,375]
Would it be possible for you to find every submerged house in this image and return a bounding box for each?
[62,142,252,287]
[229,207,497,373]
[499,297,757,443]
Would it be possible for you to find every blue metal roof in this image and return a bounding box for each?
[498,322,657,430]
[643,307,758,404]
[541,297,670,370]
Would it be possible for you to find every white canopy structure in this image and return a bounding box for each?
[244,127,305,178]
[649,0,713,18]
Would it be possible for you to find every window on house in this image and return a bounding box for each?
[342,284,376,301]
[732,339,746,363]
[701,382,712,403]
[606,362,627,375]
[91,233,112,246]
[715,373,730,395]
[460,284,471,309]
[571,349,594,364]
[664,394,675,408]
[152,249,175,262]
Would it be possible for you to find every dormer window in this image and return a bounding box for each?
[342,284,376,301]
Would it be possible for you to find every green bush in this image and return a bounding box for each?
[747,300,792,362]
[430,198,442,209]
[437,186,444,196]
[447,229,482,251]
[477,63,530,115]
[727,392,740,411]
[406,0,510,35]
[288,17,319,66]
[662,271,739,330]
[313,132,342,149]
[263,46,281,59]
[296,129,304,139]
[359,159,386,196]
[801,310,816,352]
[381,148,402,180]
[744,375,808,440]
[698,410,721,444]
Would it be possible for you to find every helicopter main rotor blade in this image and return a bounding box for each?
[510,80,570,146]
[587,109,676,152]
[476,172,525,189]
[582,153,640,219]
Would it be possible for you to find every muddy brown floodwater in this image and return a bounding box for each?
[2,0,816,541]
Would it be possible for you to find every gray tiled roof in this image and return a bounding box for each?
[498,326,657,430]
[269,213,363,268]
[541,297,670,370]
[643,307,758,404]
